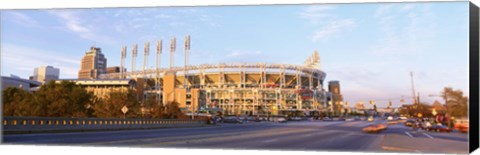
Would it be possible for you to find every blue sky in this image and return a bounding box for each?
[0,2,469,108]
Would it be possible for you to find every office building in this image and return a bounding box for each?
[78,46,107,79]
[32,66,60,84]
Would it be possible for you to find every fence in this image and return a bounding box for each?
[2,116,208,134]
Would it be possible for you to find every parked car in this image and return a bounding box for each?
[404,119,415,127]
[454,119,469,133]
[322,117,333,121]
[399,116,408,120]
[425,125,452,132]
[387,116,394,121]
[272,117,287,123]
[354,116,362,121]
[367,116,374,122]
[223,117,243,124]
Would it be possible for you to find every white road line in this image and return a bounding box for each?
[262,139,277,143]
[422,133,434,139]
[301,134,313,137]
[404,131,414,138]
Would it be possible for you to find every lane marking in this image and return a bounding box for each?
[262,139,277,143]
[404,132,414,138]
[422,133,434,139]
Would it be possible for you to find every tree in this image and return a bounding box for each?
[164,102,187,119]
[442,87,468,117]
[143,95,164,118]
[398,103,433,118]
[93,89,140,118]
[2,87,35,116]
[32,81,96,117]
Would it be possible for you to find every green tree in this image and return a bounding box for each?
[142,95,164,118]
[93,90,140,118]
[442,87,468,117]
[2,87,35,116]
[164,102,187,119]
[398,103,433,118]
[32,81,95,117]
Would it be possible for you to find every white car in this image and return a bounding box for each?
[399,116,408,120]
[367,116,374,122]
[387,116,393,121]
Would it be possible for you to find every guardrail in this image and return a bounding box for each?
[2,116,208,134]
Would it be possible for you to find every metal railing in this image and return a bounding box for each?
[2,116,207,134]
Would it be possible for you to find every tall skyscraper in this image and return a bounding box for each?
[32,66,60,84]
[78,46,107,79]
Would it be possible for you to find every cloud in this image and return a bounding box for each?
[298,5,356,42]
[225,49,261,58]
[46,10,117,45]
[298,5,335,24]
[1,43,80,78]
[3,11,38,27]
[312,19,355,42]
[370,4,436,57]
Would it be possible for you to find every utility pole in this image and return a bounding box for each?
[410,72,417,104]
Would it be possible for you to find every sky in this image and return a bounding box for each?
[0,2,470,108]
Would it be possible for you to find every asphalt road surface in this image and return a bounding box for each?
[2,119,469,154]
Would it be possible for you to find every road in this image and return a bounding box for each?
[2,119,469,154]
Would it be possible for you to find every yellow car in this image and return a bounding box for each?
[367,116,374,122]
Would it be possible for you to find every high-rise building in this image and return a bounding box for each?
[78,46,107,79]
[32,66,60,84]
[328,81,344,115]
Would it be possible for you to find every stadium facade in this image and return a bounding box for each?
[92,36,343,116]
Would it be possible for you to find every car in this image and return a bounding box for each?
[223,117,243,124]
[387,116,393,121]
[367,116,374,122]
[289,117,304,121]
[425,125,452,132]
[404,120,415,127]
[322,117,333,121]
[399,117,408,120]
[272,117,287,123]
[454,119,469,133]
[354,116,361,121]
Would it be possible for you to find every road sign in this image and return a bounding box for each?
[121,106,129,114]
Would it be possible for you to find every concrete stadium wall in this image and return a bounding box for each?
[2,116,207,134]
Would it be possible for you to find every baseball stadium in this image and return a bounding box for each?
[94,37,342,117]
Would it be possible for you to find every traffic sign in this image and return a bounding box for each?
[121,106,129,114]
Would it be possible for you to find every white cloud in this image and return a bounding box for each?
[4,12,38,27]
[1,43,80,78]
[298,5,356,42]
[370,4,436,57]
[312,19,355,42]
[298,5,335,24]
[225,49,261,58]
[46,10,117,45]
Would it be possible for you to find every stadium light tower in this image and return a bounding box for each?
[144,42,150,78]
[132,44,138,76]
[120,46,126,79]
[156,40,162,105]
[170,37,176,69]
